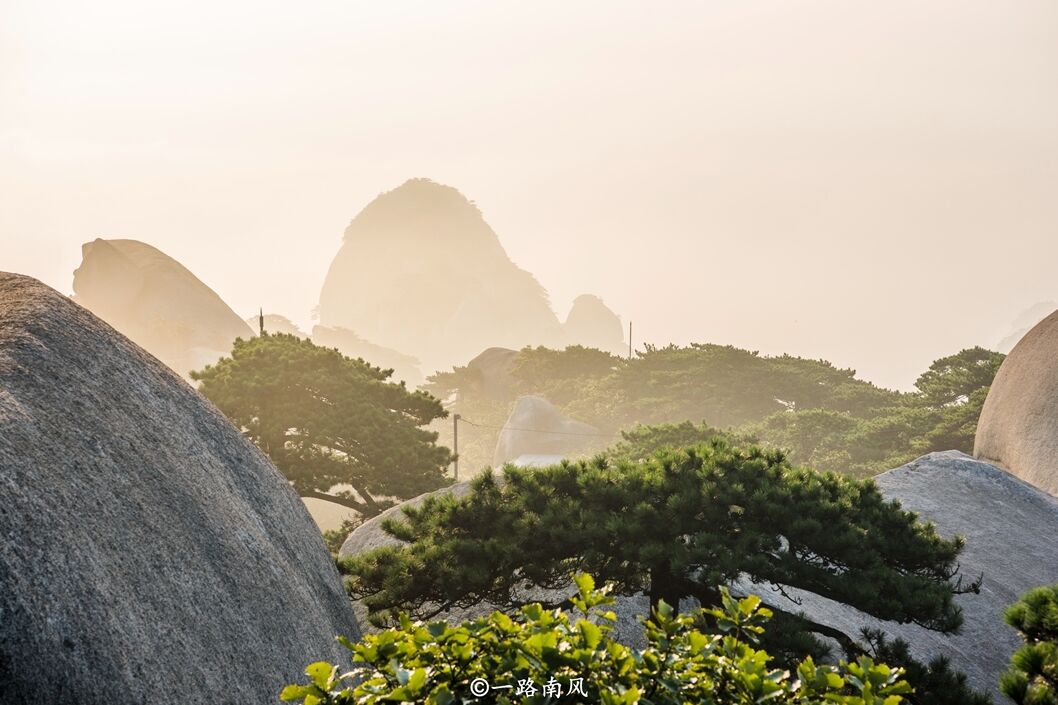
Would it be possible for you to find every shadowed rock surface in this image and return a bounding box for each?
[317,179,563,374]
[492,395,604,467]
[0,273,359,704]
[563,294,625,355]
[73,238,252,378]
[975,307,1058,496]
[778,451,1058,699]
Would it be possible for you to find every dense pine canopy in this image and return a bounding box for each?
[343,440,975,646]
[193,333,453,516]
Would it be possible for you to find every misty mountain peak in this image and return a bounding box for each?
[318,179,563,372]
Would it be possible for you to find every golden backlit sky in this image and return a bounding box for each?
[2,0,1056,389]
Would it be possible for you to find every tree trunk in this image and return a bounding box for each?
[298,489,367,513]
[649,562,684,611]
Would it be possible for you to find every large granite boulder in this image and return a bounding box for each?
[0,273,360,704]
[563,294,625,355]
[73,238,252,378]
[317,179,564,374]
[975,307,1058,496]
[492,396,604,467]
[778,451,1058,699]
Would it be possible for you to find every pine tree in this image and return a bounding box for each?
[1000,584,1058,704]
[192,333,453,517]
[344,440,977,637]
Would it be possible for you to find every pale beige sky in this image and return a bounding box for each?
[2,0,1056,389]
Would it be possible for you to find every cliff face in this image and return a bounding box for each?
[0,273,359,703]
[317,179,564,373]
[73,238,252,377]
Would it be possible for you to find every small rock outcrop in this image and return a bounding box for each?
[463,347,520,401]
[563,295,625,355]
[317,179,564,374]
[0,273,360,704]
[782,451,1058,699]
[975,308,1058,496]
[492,396,604,467]
[72,238,252,377]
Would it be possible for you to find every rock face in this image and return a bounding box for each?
[781,451,1058,699]
[0,273,360,704]
[492,396,604,467]
[317,179,564,374]
[975,308,1058,496]
[73,238,252,377]
[563,295,625,355]
[464,347,520,401]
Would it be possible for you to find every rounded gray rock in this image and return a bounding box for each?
[492,396,603,467]
[778,451,1058,699]
[0,273,360,704]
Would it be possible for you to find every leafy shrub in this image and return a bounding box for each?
[1000,584,1058,704]
[281,574,910,705]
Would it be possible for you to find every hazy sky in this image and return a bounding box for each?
[2,0,1056,389]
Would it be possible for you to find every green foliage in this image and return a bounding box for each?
[862,629,992,705]
[605,420,753,463]
[586,344,898,431]
[342,440,973,657]
[426,343,1002,477]
[192,333,453,517]
[745,347,1003,476]
[508,345,621,407]
[322,518,362,557]
[281,574,911,705]
[910,387,990,457]
[914,347,1005,408]
[1000,584,1058,704]
[746,406,938,477]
